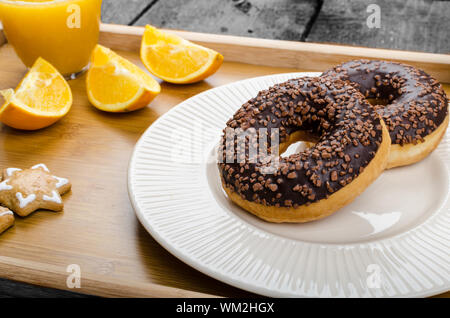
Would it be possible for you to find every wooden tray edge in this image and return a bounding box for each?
[0,28,217,297]
[1,24,449,83]
[99,23,450,84]
[0,256,218,298]
[0,24,448,298]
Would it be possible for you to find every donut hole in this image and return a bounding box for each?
[279,130,318,156]
[367,98,389,107]
[280,141,316,157]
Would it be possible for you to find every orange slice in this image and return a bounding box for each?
[0,57,72,130]
[140,25,224,84]
[86,45,161,113]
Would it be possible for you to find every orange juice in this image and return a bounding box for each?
[0,0,102,78]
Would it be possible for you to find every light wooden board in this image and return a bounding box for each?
[307,0,450,54]
[0,24,449,298]
[133,0,318,41]
[0,35,294,299]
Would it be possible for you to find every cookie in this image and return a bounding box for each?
[0,164,71,217]
[0,206,14,235]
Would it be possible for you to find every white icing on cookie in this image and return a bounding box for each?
[43,190,62,204]
[6,168,22,177]
[53,176,69,189]
[31,164,49,172]
[0,211,13,217]
[0,180,13,191]
[16,192,37,209]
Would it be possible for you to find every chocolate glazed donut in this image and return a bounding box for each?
[218,77,391,223]
[323,60,449,169]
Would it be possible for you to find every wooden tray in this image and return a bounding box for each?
[0,23,449,298]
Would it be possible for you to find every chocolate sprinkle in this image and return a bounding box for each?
[218,76,384,208]
[323,60,448,145]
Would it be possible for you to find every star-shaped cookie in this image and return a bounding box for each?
[0,164,71,217]
[0,206,14,235]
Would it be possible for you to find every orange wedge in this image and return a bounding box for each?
[141,25,224,84]
[87,45,161,113]
[0,57,72,130]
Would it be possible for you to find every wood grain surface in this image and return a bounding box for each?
[101,0,155,25]
[133,0,318,41]
[308,0,450,54]
[99,24,450,83]
[0,24,449,298]
[101,0,450,54]
[0,37,298,298]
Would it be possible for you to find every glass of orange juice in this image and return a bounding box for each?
[0,0,102,79]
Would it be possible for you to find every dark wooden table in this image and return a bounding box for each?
[1,0,449,298]
[101,0,449,53]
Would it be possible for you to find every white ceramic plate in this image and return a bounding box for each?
[128,72,450,297]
